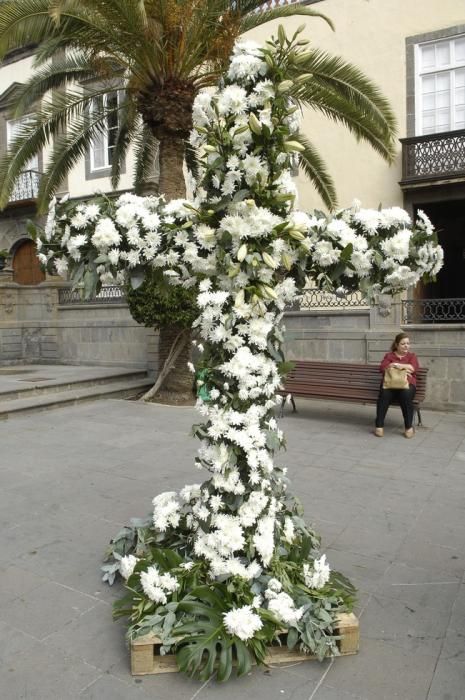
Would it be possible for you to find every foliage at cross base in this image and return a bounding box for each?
[36,30,442,682]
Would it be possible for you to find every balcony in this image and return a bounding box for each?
[400,129,465,189]
[402,298,465,324]
[8,170,42,205]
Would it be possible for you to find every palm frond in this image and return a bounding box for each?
[133,126,159,193]
[239,5,334,35]
[289,50,397,161]
[13,51,96,117]
[110,98,140,189]
[0,0,54,58]
[185,140,200,182]
[296,132,337,210]
[37,103,122,207]
[0,86,117,208]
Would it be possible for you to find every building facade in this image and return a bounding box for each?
[0,0,464,407]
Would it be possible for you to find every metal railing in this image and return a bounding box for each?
[299,287,368,310]
[402,298,465,324]
[59,284,126,305]
[9,170,42,203]
[400,129,465,184]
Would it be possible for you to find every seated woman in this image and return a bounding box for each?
[375,332,419,438]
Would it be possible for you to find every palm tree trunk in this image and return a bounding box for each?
[158,135,187,200]
[144,133,193,399]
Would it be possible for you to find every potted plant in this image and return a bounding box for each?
[0,249,9,271]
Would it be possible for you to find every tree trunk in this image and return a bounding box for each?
[142,134,193,399]
[158,136,187,200]
[157,324,193,395]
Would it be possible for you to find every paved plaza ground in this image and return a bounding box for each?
[1,391,465,699]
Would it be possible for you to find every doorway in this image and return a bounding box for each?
[12,240,45,285]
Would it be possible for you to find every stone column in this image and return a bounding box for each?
[366,293,403,364]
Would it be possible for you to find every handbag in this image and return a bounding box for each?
[383,366,409,390]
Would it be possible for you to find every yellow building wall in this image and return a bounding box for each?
[249,0,465,212]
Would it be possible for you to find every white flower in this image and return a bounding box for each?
[381,207,411,228]
[91,218,121,250]
[353,209,383,234]
[253,514,275,566]
[140,565,179,602]
[140,567,166,603]
[267,591,304,625]
[283,517,295,544]
[313,240,341,267]
[303,554,331,589]
[227,40,268,83]
[380,229,411,262]
[180,484,201,503]
[152,491,181,531]
[54,258,69,276]
[119,554,138,580]
[416,209,434,235]
[223,605,263,640]
[217,85,248,116]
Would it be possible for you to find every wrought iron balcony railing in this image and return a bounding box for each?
[400,129,465,185]
[402,298,465,324]
[9,170,42,203]
[299,287,368,309]
[59,284,126,305]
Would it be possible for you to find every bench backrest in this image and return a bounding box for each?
[284,361,428,402]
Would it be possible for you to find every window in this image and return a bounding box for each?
[89,91,119,172]
[7,116,39,171]
[416,35,465,135]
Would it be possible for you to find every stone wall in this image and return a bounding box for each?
[1,278,464,412]
[0,276,159,374]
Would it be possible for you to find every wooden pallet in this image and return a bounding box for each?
[131,612,359,675]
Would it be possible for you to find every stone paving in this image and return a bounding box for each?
[1,393,465,699]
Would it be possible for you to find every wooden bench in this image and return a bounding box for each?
[279,360,428,425]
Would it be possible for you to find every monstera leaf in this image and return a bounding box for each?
[174,586,255,682]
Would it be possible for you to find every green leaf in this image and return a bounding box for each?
[174,587,253,681]
[287,627,299,650]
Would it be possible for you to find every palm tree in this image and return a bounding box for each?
[0,0,397,395]
[0,0,396,208]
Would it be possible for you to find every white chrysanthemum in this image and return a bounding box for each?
[267,591,304,625]
[380,229,411,262]
[140,567,167,603]
[119,554,138,580]
[180,484,201,503]
[283,517,295,544]
[66,234,87,260]
[108,248,120,266]
[70,210,91,230]
[303,554,331,590]
[54,258,69,276]
[228,40,268,83]
[350,250,373,277]
[152,491,181,531]
[249,79,275,106]
[313,240,341,267]
[253,514,275,565]
[223,605,263,640]
[384,266,420,289]
[217,85,248,116]
[416,209,434,235]
[91,218,121,250]
[238,492,268,527]
[192,90,216,127]
[352,209,383,234]
[380,206,411,228]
